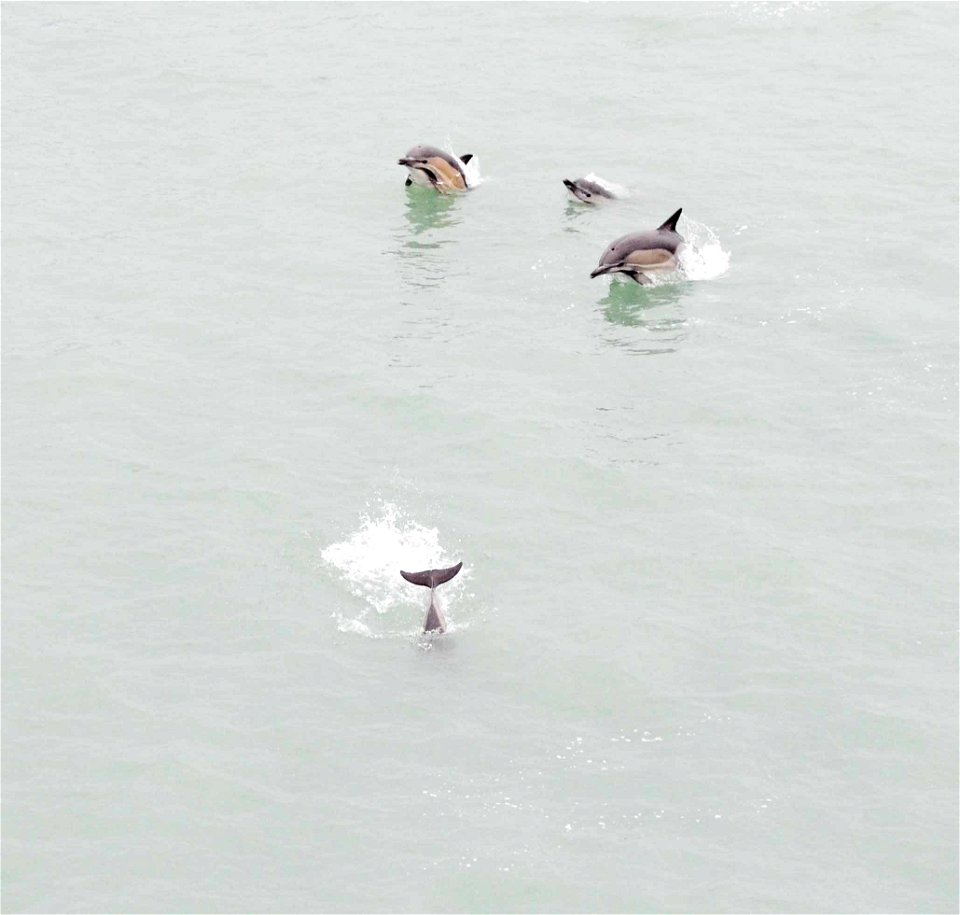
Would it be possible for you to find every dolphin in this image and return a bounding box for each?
[398,145,474,193]
[563,176,617,204]
[400,562,463,633]
[590,208,685,285]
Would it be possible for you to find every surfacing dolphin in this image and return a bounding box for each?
[400,561,463,633]
[398,145,474,194]
[590,208,685,285]
[563,176,619,204]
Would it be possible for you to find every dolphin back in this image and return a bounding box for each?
[400,562,463,589]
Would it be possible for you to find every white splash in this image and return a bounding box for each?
[321,501,469,637]
[678,217,731,281]
[461,154,483,189]
[440,139,482,188]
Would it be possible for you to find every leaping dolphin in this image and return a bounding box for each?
[398,145,474,193]
[590,208,684,285]
[400,562,463,633]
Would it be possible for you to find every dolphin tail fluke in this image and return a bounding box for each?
[459,153,473,164]
[658,208,683,232]
[400,562,463,589]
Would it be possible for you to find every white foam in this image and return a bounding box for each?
[321,501,468,637]
[336,617,380,638]
[461,155,483,189]
[677,217,731,281]
[440,139,482,188]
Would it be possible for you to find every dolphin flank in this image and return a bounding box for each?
[400,562,463,633]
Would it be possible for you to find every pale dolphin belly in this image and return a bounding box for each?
[406,168,434,188]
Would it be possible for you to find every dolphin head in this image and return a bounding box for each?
[564,178,596,204]
[398,145,439,180]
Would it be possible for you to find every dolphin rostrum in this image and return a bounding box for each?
[590,208,684,285]
[400,562,463,633]
[398,145,474,193]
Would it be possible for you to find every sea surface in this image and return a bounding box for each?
[2,3,958,913]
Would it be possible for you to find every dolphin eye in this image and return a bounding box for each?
[584,192,592,198]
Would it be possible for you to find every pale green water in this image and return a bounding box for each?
[2,3,958,913]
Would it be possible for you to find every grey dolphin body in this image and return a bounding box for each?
[563,177,616,204]
[398,145,473,193]
[400,562,463,633]
[590,209,685,285]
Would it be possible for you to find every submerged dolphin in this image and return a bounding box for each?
[400,562,463,633]
[563,177,617,204]
[398,145,474,193]
[590,208,684,285]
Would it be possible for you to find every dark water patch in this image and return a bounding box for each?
[403,187,461,236]
[562,199,593,232]
[384,189,465,289]
[597,280,688,354]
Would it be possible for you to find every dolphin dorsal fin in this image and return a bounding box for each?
[400,562,463,589]
[459,154,473,164]
[658,208,682,232]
